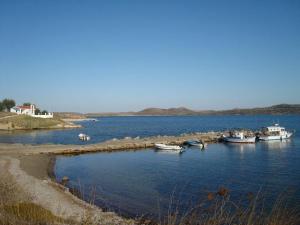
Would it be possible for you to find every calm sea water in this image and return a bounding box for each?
[51,115,300,219]
[0,115,299,145]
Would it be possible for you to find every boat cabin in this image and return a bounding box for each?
[262,124,286,135]
[229,131,244,139]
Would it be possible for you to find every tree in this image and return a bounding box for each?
[35,108,41,115]
[0,101,4,111]
[2,98,16,111]
[41,110,48,115]
[23,102,31,106]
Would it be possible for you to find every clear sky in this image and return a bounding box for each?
[0,0,299,113]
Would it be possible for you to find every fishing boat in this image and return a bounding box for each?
[183,140,205,149]
[155,143,182,150]
[259,124,293,141]
[223,131,256,143]
[154,144,184,153]
[78,133,90,141]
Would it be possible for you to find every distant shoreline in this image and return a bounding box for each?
[61,118,98,122]
[85,104,300,117]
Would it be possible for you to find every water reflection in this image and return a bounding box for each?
[224,143,256,153]
[261,139,292,150]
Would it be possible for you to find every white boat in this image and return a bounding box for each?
[259,124,293,141]
[155,149,184,154]
[223,132,256,143]
[78,133,90,141]
[155,143,182,150]
[183,140,205,149]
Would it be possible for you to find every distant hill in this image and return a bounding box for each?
[136,107,197,115]
[208,104,300,115]
[135,104,300,116]
[85,104,300,117]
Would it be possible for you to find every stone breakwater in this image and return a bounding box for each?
[0,131,224,155]
[59,131,223,155]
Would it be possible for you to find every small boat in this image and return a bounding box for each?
[155,143,182,150]
[223,131,256,143]
[259,124,293,141]
[78,133,90,141]
[155,148,184,154]
[183,140,205,149]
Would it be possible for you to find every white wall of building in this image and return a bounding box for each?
[10,104,53,118]
[31,113,54,119]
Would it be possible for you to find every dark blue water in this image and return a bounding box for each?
[0,115,298,144]
[1,115,299,218]
[55,141,300,219]
[52,115,300,219]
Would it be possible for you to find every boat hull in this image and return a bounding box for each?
[223,137,256,143]
[189,143,204,148]
[155,144,182,150]
[259,133,293,141]
[155,149,184,154]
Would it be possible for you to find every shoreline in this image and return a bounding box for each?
[62,118,98,122]
[0,154,135,224]
[0,131,225,223]
[0,130,249,224]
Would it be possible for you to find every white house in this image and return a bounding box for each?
[10,104,53,119]
[10,104,36,115]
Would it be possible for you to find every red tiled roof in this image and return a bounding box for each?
[16,105,32,109]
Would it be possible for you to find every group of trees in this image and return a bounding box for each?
[35,108,48,115]
[0,98,16,112]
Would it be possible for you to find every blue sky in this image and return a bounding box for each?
[0,0,299,112]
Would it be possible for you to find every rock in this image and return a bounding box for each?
[62,176,69,183]
[217,187,229,197]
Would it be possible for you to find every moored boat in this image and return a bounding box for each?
[223,131,256,143]
[183,140,205,149]
[155,148,184,154]
[78,133,91,141]
[259,124,293,141]
[155,143,182,150]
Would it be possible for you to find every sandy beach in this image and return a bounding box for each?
[0,152,135,225]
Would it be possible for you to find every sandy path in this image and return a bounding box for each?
[0,156,134,225]
[0,114,19,120]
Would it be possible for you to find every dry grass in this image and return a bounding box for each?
[0,115,65,129]
[1,203,67,225]
[0,112,14,118]
[152,187,300,225]
[0,168,74,225]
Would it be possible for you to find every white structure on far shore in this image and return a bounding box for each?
[10,104,53,119]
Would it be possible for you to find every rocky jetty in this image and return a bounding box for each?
[0,131,223,155]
